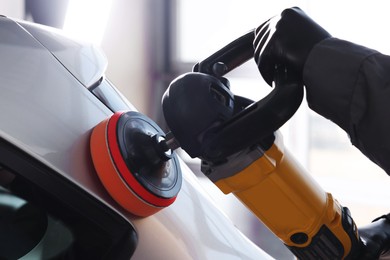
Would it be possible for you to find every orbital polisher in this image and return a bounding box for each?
[89,29,363,259]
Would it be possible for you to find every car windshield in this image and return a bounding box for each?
[0,146,137,259]
[0,183,74,259]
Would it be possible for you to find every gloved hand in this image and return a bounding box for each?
[253,7,331,86]
[359,214,390,259]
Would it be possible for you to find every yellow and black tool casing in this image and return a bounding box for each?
[206,133,361,259]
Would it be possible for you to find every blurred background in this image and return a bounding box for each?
[2,0,390,259]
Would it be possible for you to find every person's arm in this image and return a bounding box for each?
[253,7,390,257]
[304,38,390,173]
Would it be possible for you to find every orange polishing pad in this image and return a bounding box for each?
[90,111,182,217]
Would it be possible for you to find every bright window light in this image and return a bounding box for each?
[63,0,112,45]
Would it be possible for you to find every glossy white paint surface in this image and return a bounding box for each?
[18,19,107,87]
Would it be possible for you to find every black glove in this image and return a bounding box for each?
[253,7,331,86]
[359,214,390,259]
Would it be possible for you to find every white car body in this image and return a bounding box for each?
[0,16,273,259]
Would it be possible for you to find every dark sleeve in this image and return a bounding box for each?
[303,37,390,174]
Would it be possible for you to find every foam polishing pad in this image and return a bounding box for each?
[90,111,182,217]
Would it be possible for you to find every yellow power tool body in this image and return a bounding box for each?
[213,132,359,259]
[162,30,362,259]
